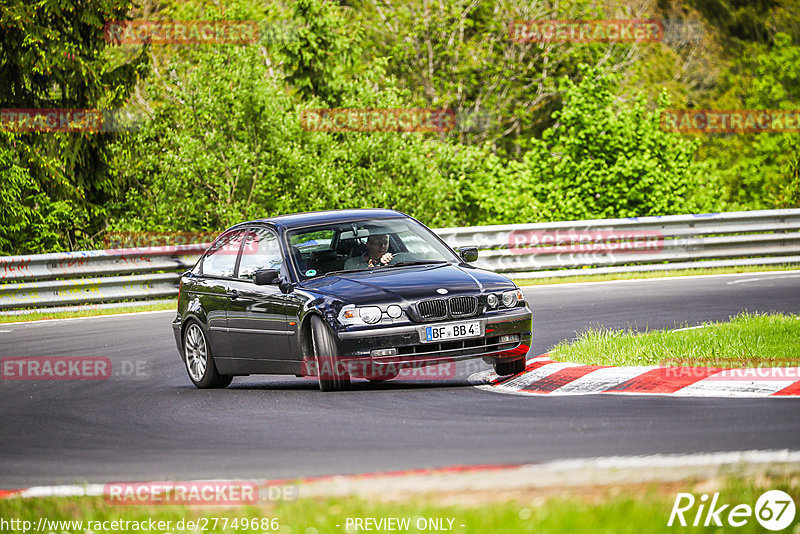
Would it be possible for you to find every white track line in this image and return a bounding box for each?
[520,269,800,289]
[4,309,174,327]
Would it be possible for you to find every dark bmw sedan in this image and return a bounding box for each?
[173,209,533,391]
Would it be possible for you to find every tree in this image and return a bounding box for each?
[480,64,714,223]
[0,0,148,253]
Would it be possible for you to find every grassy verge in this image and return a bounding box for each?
[513,264,800,286]
[1,473,797,533]
[0,301,176,324]
[549,312,800,368]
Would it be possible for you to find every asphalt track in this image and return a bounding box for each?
[1,271,799,488]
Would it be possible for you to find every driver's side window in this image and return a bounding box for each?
[238,227,282,280]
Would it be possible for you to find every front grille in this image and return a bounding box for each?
[448,296,478,317]
[417,299,447,320]
[395,336,520,359]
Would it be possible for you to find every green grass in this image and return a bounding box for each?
[0,300,176,324]
[513,264,800,286]
[549,312,800,368]
[1,474,797,533]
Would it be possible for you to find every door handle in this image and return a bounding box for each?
[226,290,239,300]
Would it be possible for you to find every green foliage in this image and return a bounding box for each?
[3,0,800,255]
[281,0,363,106]
[704,33,800,209]
[480,65,714,223]
[111,40,486,231]
[0,0,148,254]
[353,0,638,158]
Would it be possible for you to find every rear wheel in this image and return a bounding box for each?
[184,322,233,389]
[493,357,525,376]
[311,315,350,392]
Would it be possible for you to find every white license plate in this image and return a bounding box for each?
[423,321,482,342]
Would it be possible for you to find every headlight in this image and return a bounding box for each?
[338,304,384,325]
[501,289,523,307]
[359,306,382,324]
[386,305,402,318]
[486,293,499,308]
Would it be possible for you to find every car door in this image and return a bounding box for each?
[226,226,294,365]
[193,229,246,359]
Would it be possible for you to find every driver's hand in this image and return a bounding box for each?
[380,252,393,265]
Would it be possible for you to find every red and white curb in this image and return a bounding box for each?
[469,355,800,397]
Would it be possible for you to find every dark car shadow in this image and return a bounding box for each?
[222,376,474,392]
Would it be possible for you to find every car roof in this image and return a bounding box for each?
[250,209,410,230]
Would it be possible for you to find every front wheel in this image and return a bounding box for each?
[494,357,525,376]
[310,315,350,392]
[183,322,233,389]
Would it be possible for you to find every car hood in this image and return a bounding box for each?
[299,263,516,304]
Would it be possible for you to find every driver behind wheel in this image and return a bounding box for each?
[344,233,393,269]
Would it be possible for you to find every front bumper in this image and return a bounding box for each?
[331,308,532,370]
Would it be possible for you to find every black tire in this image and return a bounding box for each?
[494,357,526,376]
[183,321,233,389]
[310,315,350,392]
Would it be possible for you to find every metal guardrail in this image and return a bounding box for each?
[1,209,799,313]
[441,209,800,278]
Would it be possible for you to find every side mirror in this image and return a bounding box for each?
[254,269,280,285]
[459,247,479,263]
[278,277,294,294]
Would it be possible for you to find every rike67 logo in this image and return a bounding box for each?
[668,490,796,531]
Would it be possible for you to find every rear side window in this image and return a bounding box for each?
[238,227,283,280]
[201,230,244,278]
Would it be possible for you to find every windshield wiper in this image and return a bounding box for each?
[321,268,370,277]
[389,260,448,267]
[318,261,447,277]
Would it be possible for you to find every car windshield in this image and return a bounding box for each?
[286,218,460,279]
